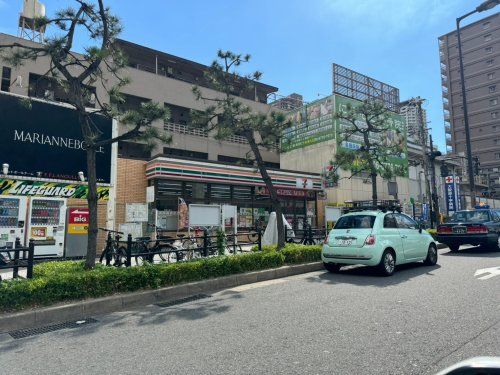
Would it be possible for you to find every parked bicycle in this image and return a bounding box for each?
[99,228,127,266]
[133,224,180,265]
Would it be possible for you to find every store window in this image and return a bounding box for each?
[210,184,231,200]
[185,182,207,201]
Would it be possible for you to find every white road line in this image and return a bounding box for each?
[474,266,500,280]
[228,279,287,292]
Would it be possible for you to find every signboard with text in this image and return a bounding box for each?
[0,179,109,200]
[445,176,457,213]
[67,208,89,234]
[0,93,112,183]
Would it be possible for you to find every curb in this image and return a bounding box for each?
[0,262,323,334]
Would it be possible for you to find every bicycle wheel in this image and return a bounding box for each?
[115,246,128,267]
[134,242,149,266]
[182,239,199,260]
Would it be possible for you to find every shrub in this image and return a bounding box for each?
[0,250,286,312]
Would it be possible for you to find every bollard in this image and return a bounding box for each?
[27,239,34,279]
[257,229,262,252]
[203,229,209,257]
[126,234,132,267]
[13,238,21,278]
[105,232,112,266]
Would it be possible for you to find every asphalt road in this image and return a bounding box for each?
[1,246,499,375]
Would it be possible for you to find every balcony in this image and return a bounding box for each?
[163,122,208,138]
[446,137,453,146]
[444,122,451,133]
[442,85,449,94]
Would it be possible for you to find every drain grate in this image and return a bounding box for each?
[9,318,98,339]
[156,294,212,308]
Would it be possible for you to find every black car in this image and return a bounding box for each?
[436,209,500,252]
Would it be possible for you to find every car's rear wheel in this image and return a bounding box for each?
[323,262,341,273]
[378,250,395,276]
[423,244,438,266]
[448,244,459,252]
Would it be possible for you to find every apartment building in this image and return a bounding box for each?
[439,12,500,190]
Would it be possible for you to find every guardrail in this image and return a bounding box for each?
[100,229,263,267]
[0,239,35,280]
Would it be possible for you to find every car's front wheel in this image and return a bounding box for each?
[323,262,341,273]
[423,244,438,266]
[378,250,395,276]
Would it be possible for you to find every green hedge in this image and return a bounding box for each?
[0,245,321,312]
[0,251,285,312]
[252,243,322,264]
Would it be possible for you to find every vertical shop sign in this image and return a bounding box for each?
[445,176,456,214]
[178,198,188,229]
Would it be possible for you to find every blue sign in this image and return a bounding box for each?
[445,176,456,213]
[456,179,462,210]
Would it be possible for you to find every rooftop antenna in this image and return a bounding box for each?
[18,0,46,43]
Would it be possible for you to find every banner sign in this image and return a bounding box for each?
[455,176,462,210]
[68,208,89,234]
[445,176,456,213]
[178,198,188,230]
[0,179,109,200]
[0,93,112,183]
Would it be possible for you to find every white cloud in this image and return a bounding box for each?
[320,0,460,37]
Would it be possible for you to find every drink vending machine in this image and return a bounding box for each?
[27,197,67,257]
[0,197,27,249]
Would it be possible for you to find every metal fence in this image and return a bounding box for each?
[285,226,326,245]
[0,239,35,280]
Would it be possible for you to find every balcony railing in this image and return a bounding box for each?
[163,122,208,137]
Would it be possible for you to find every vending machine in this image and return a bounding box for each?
[0,197,28,249]
[27,197,67,257]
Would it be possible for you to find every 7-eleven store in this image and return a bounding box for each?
[145,157,323,230]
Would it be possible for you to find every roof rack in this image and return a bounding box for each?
[342,200,402,214]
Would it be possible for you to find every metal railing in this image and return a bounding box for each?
[0,239,35,280]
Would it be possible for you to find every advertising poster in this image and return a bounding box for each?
[334,95,408,175]
[281,96,335,152]
[178,198,188,229]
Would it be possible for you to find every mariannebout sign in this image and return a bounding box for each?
[0,93,112,183]
[0,179,109,200]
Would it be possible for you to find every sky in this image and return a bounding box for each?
[1,0,499,152]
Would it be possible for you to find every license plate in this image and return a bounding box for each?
[453,226,466,234]
[339,239,352,246]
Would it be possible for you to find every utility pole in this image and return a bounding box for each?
[413,98,432,226]
[429,135,440,227]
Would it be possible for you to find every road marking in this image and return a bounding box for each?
[228,279,287,292]
[474,266,500,280]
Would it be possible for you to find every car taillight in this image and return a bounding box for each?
[323,233,330,244]
[467,225,488,234]
[365,235,375,245]
[437,225,452,234]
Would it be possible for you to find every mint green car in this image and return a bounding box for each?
[322,211,438,276]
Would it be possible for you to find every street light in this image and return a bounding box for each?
[456,0,500,208]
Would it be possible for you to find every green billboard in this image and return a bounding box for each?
[282,94,408,173]
[334,95,408,171]
[281,96,336,152]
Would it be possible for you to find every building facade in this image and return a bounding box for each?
[439,12,500,190]
[0,33,322,255]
